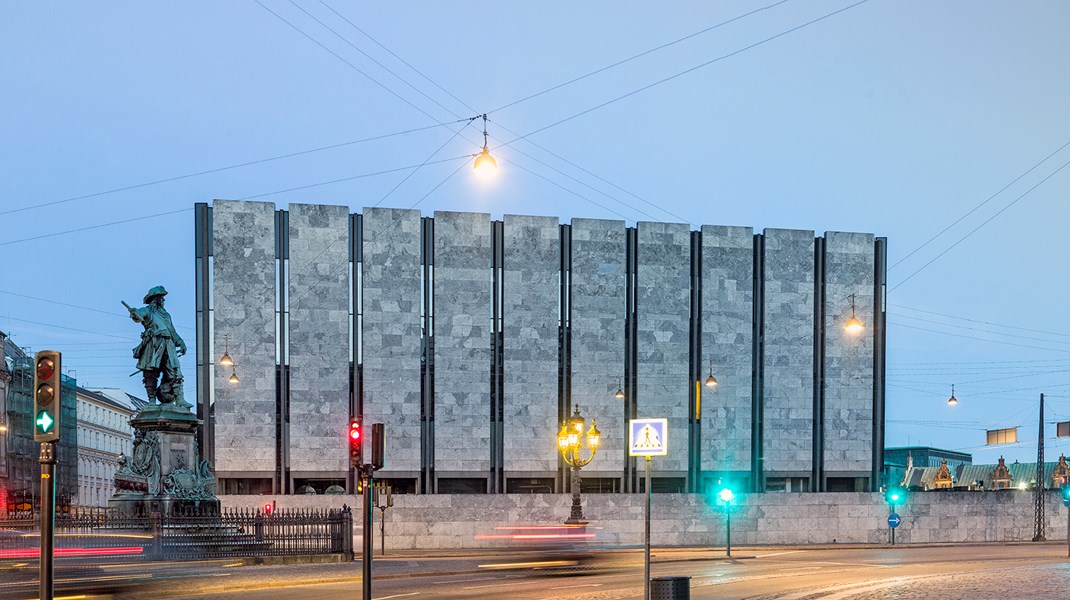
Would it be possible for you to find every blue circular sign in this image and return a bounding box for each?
[1063,497,1070,508]
[888,512,902,528]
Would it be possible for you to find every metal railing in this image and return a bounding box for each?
[0,506,353,560]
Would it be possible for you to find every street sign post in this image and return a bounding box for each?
[630,418,668,600]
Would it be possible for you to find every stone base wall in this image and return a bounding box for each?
[220,492,1067,549]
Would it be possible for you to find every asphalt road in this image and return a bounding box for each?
[3,545,1069,599]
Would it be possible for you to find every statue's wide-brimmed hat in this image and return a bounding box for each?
[143,285,168,304]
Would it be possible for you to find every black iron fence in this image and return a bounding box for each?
[0,507,353,560]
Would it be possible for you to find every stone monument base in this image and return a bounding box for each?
[110,402,218,517]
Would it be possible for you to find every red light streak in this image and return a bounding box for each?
[0,546,144,559]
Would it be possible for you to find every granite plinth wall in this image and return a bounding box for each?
[211,200,277,475]
[701,225,754,476]
[762,229,816,478]
[222,491,1065,548]
[287,204,351,475]
[361,208,424,475]
[502,215,560,477]
[823,232,875,476]
[569,219,627,479]
[432,211,492,480]
[636,222,692,475]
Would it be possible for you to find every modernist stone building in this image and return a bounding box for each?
[194,200,886,496]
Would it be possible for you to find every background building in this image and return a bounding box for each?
[75,387,143,508]
[196,200,886,496]
[1,333,78,514]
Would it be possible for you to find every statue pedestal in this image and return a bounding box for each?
[110,403,219,517]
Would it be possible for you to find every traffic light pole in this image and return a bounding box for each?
[361,465,373,600]
[725,501,732,557]
[889,501,896,546]
[39,441,56,600]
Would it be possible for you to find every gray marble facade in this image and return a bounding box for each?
[762,229,816,475]
[700,225,754,475]
[212,200,277,475]
[569,219,627,478]
[823,232,875,475]
[502,215,560,476]
[636,222,692,474]
[432,211,492,478]
[204,200,881,492]
[287,204,351,475]
[362,208,423,474]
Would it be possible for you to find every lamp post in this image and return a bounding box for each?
[558,407,601,525]
[718,488,735,557]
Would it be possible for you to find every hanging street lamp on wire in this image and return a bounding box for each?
[947,384,958,406]
[705,359,718,388]
[472,114,498,178]
[844,293,864,334]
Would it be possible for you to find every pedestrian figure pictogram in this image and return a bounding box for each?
[629,418,668,457]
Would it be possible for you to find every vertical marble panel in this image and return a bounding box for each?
[433,211,492,475]
[502,215,560,475]
[212,200,277,474]
[362,208,424,473]
[636,222,692,473]
[823,231,875,474]
[762,228,815,475]
[700,225,754,474]
[569,219,627,477]
[287,204,351,474]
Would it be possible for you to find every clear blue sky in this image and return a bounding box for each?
[2,1,1068,465]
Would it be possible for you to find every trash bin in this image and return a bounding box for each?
[651,575,691,600]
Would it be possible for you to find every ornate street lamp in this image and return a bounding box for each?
[558,407,601,525]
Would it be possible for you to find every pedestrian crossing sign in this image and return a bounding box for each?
[629,418,668,457]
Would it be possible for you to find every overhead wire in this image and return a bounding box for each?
[890,303,1070,339]
[888,321,1070,355]
[889,155,1070,292]
[487,0,795,114]
[498,0,872,148]
[888,139,1070,271]
[890,313,1070,346]
[0,122,467,217]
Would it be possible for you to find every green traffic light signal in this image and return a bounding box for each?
[36,410,55,433]
[1063,486,1070,500]
[718,488,735,503]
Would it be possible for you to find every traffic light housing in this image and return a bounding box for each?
[371,423,385,471]
[33,350,62,443]
[349,417,363,467]
[885,487,905,506]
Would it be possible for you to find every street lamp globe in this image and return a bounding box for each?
[586,420,601,449]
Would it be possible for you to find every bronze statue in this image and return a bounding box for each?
[124,286,189,407]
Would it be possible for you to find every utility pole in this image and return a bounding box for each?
[1034,393,1046,542]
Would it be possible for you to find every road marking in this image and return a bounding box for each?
[772,573,946,600]
[374,593,420,600]
[753,550,805,558]
[549,583,603,590]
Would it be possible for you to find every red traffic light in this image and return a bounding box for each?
[264,503,274,514]
[36,357,55,380]
[349,425,361,441]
